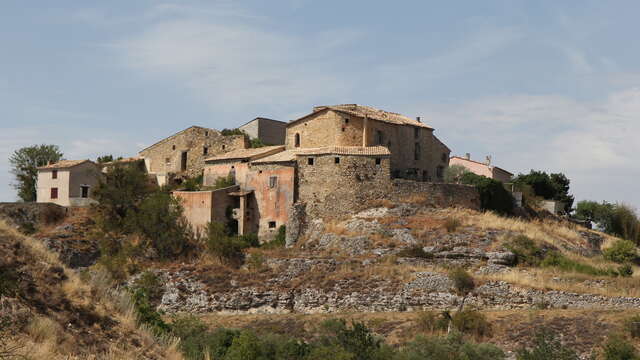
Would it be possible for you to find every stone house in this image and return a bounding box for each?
[238,117,287,145]
[286,104,450,181]
[138,126,248,186]
[36,160,102,207]
[449,154,513,183]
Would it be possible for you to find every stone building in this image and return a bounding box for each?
[36,160,102,207]
[449,154,513,183]
[138,126,248,186]
[238,117,287,145]
[286,104,450,181]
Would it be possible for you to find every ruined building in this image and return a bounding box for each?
[138,126,248,186]
[238,117,287,145]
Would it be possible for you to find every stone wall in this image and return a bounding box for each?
[388,180,481,210]
[139,126,248,180]
[286,109,450,181]
[297,153,392,218]
[240,118,287,145]
[173,186,239,235]
[0,202,67,230]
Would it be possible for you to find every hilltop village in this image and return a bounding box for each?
[34,104,539,243]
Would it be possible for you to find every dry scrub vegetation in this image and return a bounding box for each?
[0,220,184,360]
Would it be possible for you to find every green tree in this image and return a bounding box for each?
[444,165,469,184]
[97,155,114,163]
[460,173,514,215]
[603,240,637,264]
[601,335,639,360]
[93,164,153,233]
[9,144,63,201]
[513,170,574,212]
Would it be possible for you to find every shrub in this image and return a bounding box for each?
[128,192,192,259]
[397,246,433,259]
[625,315,640,338]
[460,172,514,215]
[604,240,638,264]
[131,271,164,303]
[540,252,617,277]
[41,205,65,224]
[504,235,546,266]
[182,175,203,191]
[0,265,19,297]
[619,264,634,277]
[246,252,266,272]
[263,225,286,249]
[516,327,579,360]
[451,310,491,338]
[601,335,639,360]
[444,218,462,233]
[170,315,242,360]
[444,165,470,184]
[221,128,245,136]
[130,288,170,336]
[204,222,257,265]
[214,174,236,189]
[448,268,475,298]
[397,331,505,360]
[416,311,449,333]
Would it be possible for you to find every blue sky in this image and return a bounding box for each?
[1,0,639,207]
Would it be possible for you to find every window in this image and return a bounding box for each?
[441,153,447,163]
[344,118,349,124]
[81,185,89,198]
[308,157,314,165]
[165,157,171,165]
[205,131,209,136]
[414,127,420,139]
[268,221,276,229]
[269,176,278,188]
[52,170,57,179]
[222,145,226,150]
[334,157,340,164]
[295,133,301,147]
[437,166,444,179]
[414,143,421,161]
[375,158,381,166]
[50,188,58,199]
[203,147,209,155]
[376,130,383,145]
[181,151,188,171]
[172,145,176,150]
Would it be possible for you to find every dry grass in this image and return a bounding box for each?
[367,199,396,209]
[27,316,64,344]
[400,193,429,205]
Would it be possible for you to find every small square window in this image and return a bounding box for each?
[165,157,171,165]
[203,147,209,155]
[268,221,276,229]
[334,157,340,164]
[52,170,57,179]
[269,176,278,188]
[375,158,381,165]
[50,188,58,199]
[344,118,349,124]
[308,157,314,165]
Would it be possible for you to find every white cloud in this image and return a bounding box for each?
[112,4,360,111]
[414,88,640,206]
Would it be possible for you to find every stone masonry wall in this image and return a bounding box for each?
[297,153,392,218]
[388,180,481,210]
[139,126,248,179]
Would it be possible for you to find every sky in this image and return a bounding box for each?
[1,0,639,208]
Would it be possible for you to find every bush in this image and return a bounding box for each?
[221,128,245,136]
[604,240,638,264]
[625,315,640,338]
[41,205,65,225]
[460,173,514,215]
[516,327,579,360]
[204,222,258,265]
[444,165,470,184]
[619,264,634,277]
[263,225,286,249]
[540,251,617,277]
[396,331,505,360]
[182,175,203,191]
[131,271,164,303]
[315,319,388,360]
[128,192,192,259]
[448,268,475,298]
[601,335,639,360]
[170,315,241,360]
[451,310,491,338]
[130,288,170,336]
[415,311,449,333]
[214,174,236,189]
[444,218,462,233]
[0,265,19,297]
[504,235,546,266]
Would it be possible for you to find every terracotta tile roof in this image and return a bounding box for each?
[37,159,94,170]
[290,104,432,129]
[251,149,300,164]
[296,146,391,156]
[450,156,514,176]
[205,145,285,162]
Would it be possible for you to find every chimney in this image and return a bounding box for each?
[465,153,471,160]
[416,116,421,123]
[485,155,492,165]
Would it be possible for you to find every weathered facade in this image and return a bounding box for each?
[138,126,248,185]
[286,104,450,181]
[36,160,101,207]
[172,186,239,235]
[450,155,513,183]
[239,117,287,145]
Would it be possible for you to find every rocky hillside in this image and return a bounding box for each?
[0,220,182,360]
